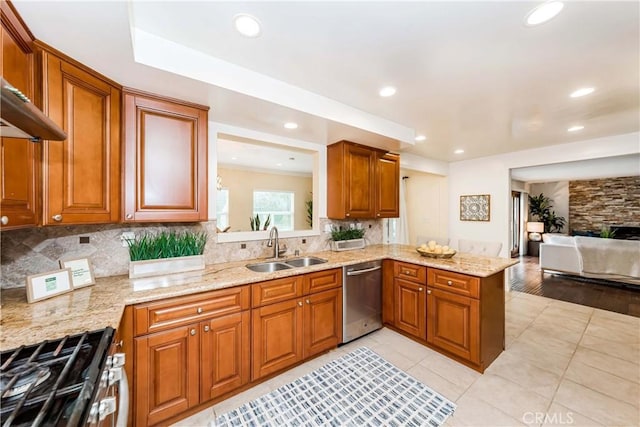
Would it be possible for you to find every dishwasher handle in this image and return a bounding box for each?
[346,265,382,276]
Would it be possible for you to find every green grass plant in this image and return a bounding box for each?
[127,230,208,261]
[330,226,365,241]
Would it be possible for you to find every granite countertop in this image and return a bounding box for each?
[0,244,518,351]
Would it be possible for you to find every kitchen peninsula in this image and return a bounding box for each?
[1,245,517,426]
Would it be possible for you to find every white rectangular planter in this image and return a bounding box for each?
[129,255,205,279]
[331,238,365,252]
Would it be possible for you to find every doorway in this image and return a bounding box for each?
[511,191,521,257]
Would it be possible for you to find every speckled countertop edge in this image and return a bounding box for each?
[0,244,518,351]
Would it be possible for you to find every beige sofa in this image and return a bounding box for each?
[539,234,640,285]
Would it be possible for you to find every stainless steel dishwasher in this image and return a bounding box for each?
[342,260,383,343]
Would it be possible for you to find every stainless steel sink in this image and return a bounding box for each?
[246,261,293,273]
[284,256,328,267]
[246,256,328,272]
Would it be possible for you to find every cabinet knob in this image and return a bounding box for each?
[190,329,196,336]
[346,213,350,217]
[306,299,310,304]
[447,280,453,286]
[197,307,203,314]
[298,301,303,307]
[203,325,210,332]
[427,290,432,294]
[52,214,63,222]
[419,287,423,292]
[126,214,133,220]
[0,216,8,225]
[116,340,123,348]
[377,213,381,217]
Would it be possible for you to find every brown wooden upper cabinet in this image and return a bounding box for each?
[39,45,121,225]
[0,0,39,230]
[327,140,399,219]
[123,90,208,222]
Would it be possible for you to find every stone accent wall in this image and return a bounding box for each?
[1,218,383,289]
[569,176,640,233]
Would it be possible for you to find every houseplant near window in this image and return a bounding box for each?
[127,230,208,278]
[528,193,566,233]
[330,226,365,251]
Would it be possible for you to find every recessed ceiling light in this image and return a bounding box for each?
[231,156,237,160]
[379,86,397,97]
[276,163,283,167]
[454,149,465,154]
[233,14,261,37]
[570,87,595,98]
[415,135,427,142]
[525,1,564,26]
[567,125,584,132]
[284,122,298,129]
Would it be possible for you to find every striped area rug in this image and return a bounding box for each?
[216,347,456,427]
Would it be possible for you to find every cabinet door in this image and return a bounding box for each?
[200,311,250,402]
[0,20,38,230]
[303,288,342,358]
[427,288,479,364]
[344,143,376,218]
[376,152,399,218]
[42,52,120,225]
[134,325,199,426]
[123,92,208,222]
[252,299,303,381]
[394,278,426,339]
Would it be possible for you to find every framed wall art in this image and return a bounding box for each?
[26,269,73,303]
[60,257,95,289]
[460,194,491,221]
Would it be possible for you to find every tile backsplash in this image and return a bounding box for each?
[1,219,383,289]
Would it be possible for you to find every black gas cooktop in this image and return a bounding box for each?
[0,328,114,426]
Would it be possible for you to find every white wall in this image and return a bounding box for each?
[448,132,639,257]
[402,169,449,245]
[529,181,569,232]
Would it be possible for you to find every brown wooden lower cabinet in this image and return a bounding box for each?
[134,325,199,426]
[303,288,342,359]
[200,311,251,401]
[426,287,479,363]
[252,298,304,381]
[393,278,426,340]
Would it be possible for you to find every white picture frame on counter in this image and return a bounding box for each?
[60,257,95,289]
[26,269,73,303]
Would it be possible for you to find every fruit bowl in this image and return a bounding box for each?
[416,247,457,259]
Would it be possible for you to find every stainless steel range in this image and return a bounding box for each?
[0,328,128,426]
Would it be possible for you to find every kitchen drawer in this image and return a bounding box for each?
[303,268,342,294]
[252,276,302,307]
[133,286,250,336]
[394,261,426,284]
[427,268,480,298]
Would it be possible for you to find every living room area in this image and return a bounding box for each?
[510,154,640,317]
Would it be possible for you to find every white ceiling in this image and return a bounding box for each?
[13,1,640,162]
[218,137,314,174]
[511,154,640,183]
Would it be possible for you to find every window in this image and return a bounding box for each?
[216,188,229,230]
[253,191,294,231]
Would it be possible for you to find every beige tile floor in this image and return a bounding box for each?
[173,290,640,427]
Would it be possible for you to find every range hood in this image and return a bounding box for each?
[0,77,66,141]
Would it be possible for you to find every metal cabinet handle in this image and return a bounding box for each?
[306,299,310,304]
[377,213,381,217]
[298,301,303,307]
[190,329,196,336]
[427,290,432,294]
[126,214,133,220]
[197,307,203,314]
[52,214,63,222]
[419,287,423,292]
[346,213,350,217]
[447,280,453,286]
[203,325,210,332]
[1,216,8,225]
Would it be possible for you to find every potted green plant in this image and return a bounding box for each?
[329,226,365,251]
[127,230,207,278]
[528,193,566,233]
